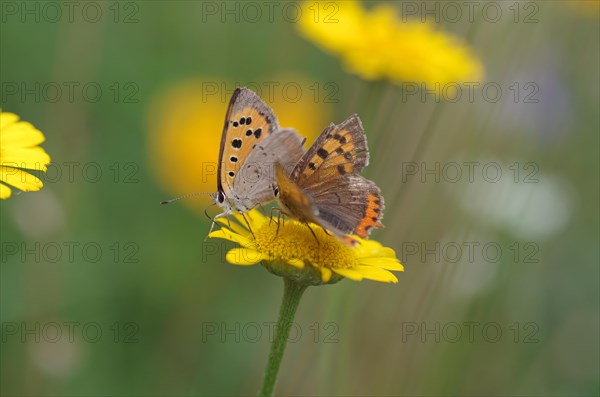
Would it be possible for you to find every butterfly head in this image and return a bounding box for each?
[212,191,232,212]
[213,189,255,214]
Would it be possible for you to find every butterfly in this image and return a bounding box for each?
[274,114,384,243]
[212,87,305,220]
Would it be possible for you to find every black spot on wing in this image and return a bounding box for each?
[333,133,347,144]
[317,148,328,159]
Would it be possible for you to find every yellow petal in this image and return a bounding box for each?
[236,208,267,229]
[0,112,19,130]
[208,228,254,248]
[0,182,12,199]
[216,216,249,236]
[354,238,381,252]
[368,246,397,258]
[225,248,263,265]
[1,147,51,171]
[0,166,44,192]
[353,265,398,283]
[359,257,404,271]
[320,267,332,283]
[354,238,399,260]
[1,120,46,147]
[332,267,364,281]
[287,258,305,268]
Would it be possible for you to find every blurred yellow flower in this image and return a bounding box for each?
[569,0,600,15]
[297,1,483,87]
[0,112,51,199]
[209,209,403,284]
[146,78,330,215]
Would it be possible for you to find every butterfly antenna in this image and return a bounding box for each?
[160,191,214,205]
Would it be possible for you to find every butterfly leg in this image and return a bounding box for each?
[273,211,282,241]
[203,202,217,222]
[258,203,269,218]
[320,226,333,236]
[205,211,228,241]
[271,208,289,241]
[240,212,255,238]
[268,206,282,226]
[304,221,320,246]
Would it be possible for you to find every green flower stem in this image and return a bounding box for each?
[259,277,308,397]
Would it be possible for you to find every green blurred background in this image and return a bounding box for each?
[1,1,598,396]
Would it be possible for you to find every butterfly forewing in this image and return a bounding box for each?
[217,88,280,200]
[291,114,368,188]
[281,114,384,239]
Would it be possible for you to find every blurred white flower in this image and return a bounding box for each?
[450,163,573,240]
[11,189,66,239]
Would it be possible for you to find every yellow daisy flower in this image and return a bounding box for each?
[0,112,51,199]
[208,209,403,284]
[297,1,483,87]
[208,207,403,395]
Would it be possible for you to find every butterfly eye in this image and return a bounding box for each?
[217,191,225,204]
[273,186,279,196]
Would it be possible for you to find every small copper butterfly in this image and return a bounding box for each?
[274,115,384,243]
[212,87,305,218]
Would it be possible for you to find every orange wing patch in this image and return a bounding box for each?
[220,107,276,192]
[354,192,384,238]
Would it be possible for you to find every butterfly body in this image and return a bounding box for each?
[274,162,318,223]
[274,115,385,242]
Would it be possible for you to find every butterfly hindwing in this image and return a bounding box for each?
[217,88,280,200]
[233,129,305,211]
[310,175,384,238]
